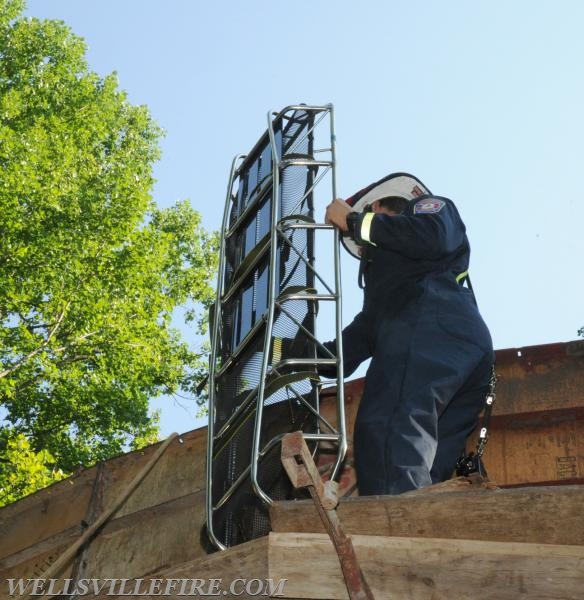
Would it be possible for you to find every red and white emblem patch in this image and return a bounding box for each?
[413,199,445,214]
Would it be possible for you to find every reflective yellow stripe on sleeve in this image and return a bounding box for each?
[361,212,377,245]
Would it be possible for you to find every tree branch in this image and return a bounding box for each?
[52,330,99,354]
[0,302,71,379]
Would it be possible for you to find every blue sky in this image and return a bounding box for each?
[24,1,584,436]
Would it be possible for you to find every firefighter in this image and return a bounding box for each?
[322,172,493,495]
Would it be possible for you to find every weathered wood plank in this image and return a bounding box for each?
[0,471,95,560]
[493,341,584,415]
[472,416,584,485]
[270,485,584,546]
[84,491,207,580]
[268,532,584,600]
[0,428,206,567]
[0,543,75,594]
[0,525,82,572]
[78,537,271,600]
[1,490,207,586]
[105,429,207,519]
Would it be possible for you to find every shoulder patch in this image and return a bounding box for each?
[413,199,445,215]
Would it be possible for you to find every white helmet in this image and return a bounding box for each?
[342,172,431,259]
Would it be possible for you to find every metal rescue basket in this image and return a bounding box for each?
[206,104,347,549]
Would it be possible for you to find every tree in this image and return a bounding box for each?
[0,0,218,499]
[0,430,66,506]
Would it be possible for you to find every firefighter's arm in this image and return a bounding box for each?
[348,197,465,259]
[317,311,372,378]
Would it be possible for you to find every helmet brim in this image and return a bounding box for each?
[341,172,431,259]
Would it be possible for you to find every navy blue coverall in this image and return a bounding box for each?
[327,194,493,495]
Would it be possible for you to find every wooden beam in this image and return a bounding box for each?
[2,490,208,584]
[83,491,208,580]
[492,341,584,416]
[0,428,207,564]
[0,470,95,561]
[77,537,270,600]
[106,429,207,519]
[270,485,584,545]
[268,532,584,600]
[470,416,584,485]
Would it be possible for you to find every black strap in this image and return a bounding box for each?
[357,245,370,289]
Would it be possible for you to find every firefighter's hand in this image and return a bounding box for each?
[325,199,353,233]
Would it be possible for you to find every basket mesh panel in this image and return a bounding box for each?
[212,110,318,547]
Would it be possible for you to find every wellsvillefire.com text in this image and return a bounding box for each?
[7,578,288,597]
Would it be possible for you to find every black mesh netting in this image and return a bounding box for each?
[211,109,320,547]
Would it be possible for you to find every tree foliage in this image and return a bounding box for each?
[0,0,218,498]
[0,429,66,506]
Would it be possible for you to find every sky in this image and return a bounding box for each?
[24,1,584,437]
